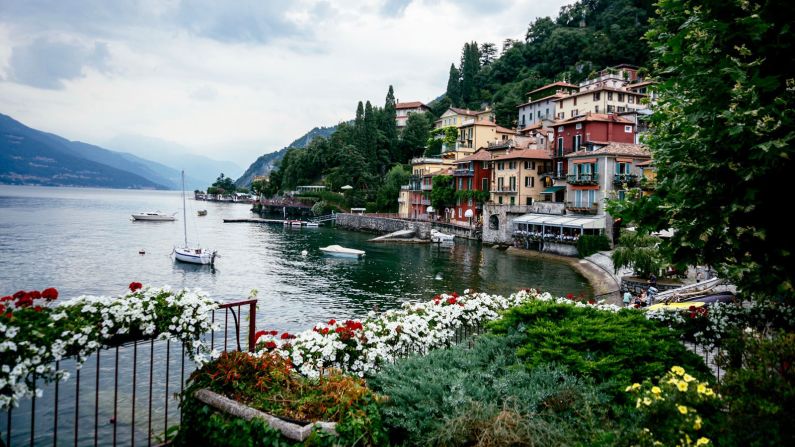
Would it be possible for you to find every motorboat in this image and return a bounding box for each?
[304,222,320,227]
[283,220,303,226]
[430,229,455,243]
[173,171,217,266]
[132,211,176,221]
[319,245,365,258]
[197,210,207,216]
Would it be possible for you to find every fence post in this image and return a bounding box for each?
[248,301,257,352]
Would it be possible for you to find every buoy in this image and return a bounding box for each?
[139,249,146,255]
[435,273,443,280]
[301,250,308,256]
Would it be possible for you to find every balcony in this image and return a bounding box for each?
[565,202,599,215]
[613,174,638,187]
[493,187,517,194]
[453,168,475,176]
[566,174,599,186]
[421,183,433,191]
[420,199,431,205]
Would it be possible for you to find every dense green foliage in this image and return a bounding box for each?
[429,175,455,211]
[611,229,666,278]
[608,0,795,303]
[368,333,624,446]
[489,301,709,393]
[442,0,656,125]
[576,234,611,258]
[374,165,410,213]
[207,173,237,195]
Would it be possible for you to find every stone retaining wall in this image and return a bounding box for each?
[336,213,431,238]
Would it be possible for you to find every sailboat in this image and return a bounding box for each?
[174,171,217,265]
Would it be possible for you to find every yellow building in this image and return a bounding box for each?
[490,149,551,207]
[554,65,650,120]
[638,159,656,196]
[435,107,494,128]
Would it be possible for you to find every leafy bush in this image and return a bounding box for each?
[368,333,621,446]
[489,301,710,395]
[576,234,611,258]
[177,351,387,446]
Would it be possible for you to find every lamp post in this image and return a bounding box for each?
[465,209,474,228]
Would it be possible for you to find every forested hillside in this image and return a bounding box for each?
[255,0,655,211]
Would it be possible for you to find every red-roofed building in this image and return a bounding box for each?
[396,101,431,129]
[452,149,491,224]
[517,81,578,130]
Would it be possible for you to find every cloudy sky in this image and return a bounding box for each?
[0,0,573,167]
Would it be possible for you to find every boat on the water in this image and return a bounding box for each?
[173,171,217,266]
[319,245,365,257]
[430,229,455,242]
[131,211,176,221]
[197,210,207,216]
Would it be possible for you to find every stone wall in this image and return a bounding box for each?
[431,222,480,240]
[336,213,431,237]
[620,277,683,295]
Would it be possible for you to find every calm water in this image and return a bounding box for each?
[0,185,591,331]
[1,185,591,445]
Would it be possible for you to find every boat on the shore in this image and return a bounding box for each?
[431,229,455,243]
[131,211,176,221]
[320,245,365,258]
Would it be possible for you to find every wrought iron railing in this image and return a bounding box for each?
[613,174,638,187]
[566,174,599,185]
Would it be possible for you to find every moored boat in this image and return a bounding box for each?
[319,245,365,257]
[132,211,176,221]
[197,210,207,216]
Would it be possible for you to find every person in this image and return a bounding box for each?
[648,273,657,288]
[623,290,633,307]
[637,290,647,307]
[647,285,658,306]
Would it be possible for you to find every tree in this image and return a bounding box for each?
[375,164,410,212]
[625,0,795,302]
[211,173,235,193]
[479,42,497,65]
[460,42,481,107]
[382,85,399,160]
[399,112,432,160]
[445,64,461,106]
[611,230,666,279]
[430,175,455,211]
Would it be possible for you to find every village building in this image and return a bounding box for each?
[395,101,431,129]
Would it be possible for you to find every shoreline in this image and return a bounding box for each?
[504,247,621,304]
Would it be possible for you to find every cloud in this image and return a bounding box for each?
[172,0,303,44]
[7,38,111,89]
[380,0,413,16]
[189,85,218,101]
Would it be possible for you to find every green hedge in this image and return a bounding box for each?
[576,234,611,258]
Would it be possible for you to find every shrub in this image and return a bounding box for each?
[368,333,620,446]
[489,301,710,395]
[576,234,611,258]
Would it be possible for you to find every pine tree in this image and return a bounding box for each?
[445,63,461,107]
[479,42,497,65]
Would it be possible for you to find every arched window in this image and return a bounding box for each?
[489,214,500,230]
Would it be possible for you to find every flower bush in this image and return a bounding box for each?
[626,366,720,447]
[0,283,218,409]
[253,289,623,378]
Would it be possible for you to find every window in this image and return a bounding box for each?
[628,96,635,104]
[498,162,504,170]
[571,109,579,117]
[615,162,630,174]
[618,93,625,102]
[458,178,463,189]
[594,105,599,113]
[468,197,472,206]
[510,196,515,205]
[509,177,516,191]
[625,125,633,133]
[497,177,504,190]
[521,115,525,126]
[557,137,564,156]
[510,161,517,169]
[532,161,536,169]
[498,196,503,204]
[573,96,577,106]
[545,108,549,117]
[573,134,582,151]
[575,123,582,129]
[531,176,535,187]
[537,110,541,118]
[524,176,530,187]
[618,190,626,201]
[467,178,472,189]
[558,112,565,119]
[482,178,489,191]
[526,197,532,205]
[556,161,563,177]
[458,207,462,218]
[557,126,564,132]
[617,106,626,112]
[607,91,613,100]
[524,161,530,170]
[593,92,601,101]
[482,161,488,169]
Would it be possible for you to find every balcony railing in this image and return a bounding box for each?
[453,168,475,176]
[566,174,599,186]
[613,174,638,187]
[420,199,431,205]
[420,183,433,191]
[565,202,599,215]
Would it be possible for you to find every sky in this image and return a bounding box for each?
[0,0,574,167]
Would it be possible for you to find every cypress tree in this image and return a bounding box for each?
[460,42,480,107]
[445,63,461,107]
[382,85,398,161]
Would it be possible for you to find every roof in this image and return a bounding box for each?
[396,101,428,109]
[554,113,634,125]
[636,160,654,167]
[495,125,515,134]
[554,87,647,101]
[626,81,655,89]
[448,107,481,116]
[527,81,578,96]
[459,120,496,127]
[565,142,651,158]
[517,93,567,108]
[456,149,492,163]
[513,213,605,230]
[492,149,551,161]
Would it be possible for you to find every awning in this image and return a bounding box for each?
[513,213,606,230]
[541,186,565,194]
[572,158,597,164]
[616,158,634,162]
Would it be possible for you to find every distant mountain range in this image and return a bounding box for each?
[0,114,238,190]
[235,125,338,187]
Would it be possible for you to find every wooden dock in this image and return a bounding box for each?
[223,218,286,224]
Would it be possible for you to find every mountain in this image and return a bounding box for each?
[105,135,241,190]
[0,114,169,189]
[235,125,338,187]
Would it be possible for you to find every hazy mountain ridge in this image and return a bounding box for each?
[234,125,338,187]
[0,114,168,189]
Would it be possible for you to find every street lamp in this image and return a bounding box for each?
[465,209,474,228]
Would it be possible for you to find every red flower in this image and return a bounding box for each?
[688,306,696,311]
[129,282,143,292]
[587,299,596,305]
[254,330,268,342]
[265,341,277,350]
[451,292,459,298]
[447,297,457,305]
[0,296,12,302]
[34,306,43,312]
[13,291,25,300]
[566,293,574,300]
[0,304,5,314]
[321,328,329,335]
[16,296,33,308]
[29,290,42,299]
[42,288,58,301]
[280,332,292,340]
[328,319,336,325]
[270,330,278,336]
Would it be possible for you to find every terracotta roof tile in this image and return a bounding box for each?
[456,149,492,163]
[396,101,428,109]
[527,81,578,96]
[493,149,551,161]
[564,142,651,158]
[495,125,516,134]
[554,113,634,125]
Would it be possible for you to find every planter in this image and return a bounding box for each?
[194,389,338,442]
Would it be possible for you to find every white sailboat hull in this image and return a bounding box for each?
[132,212,175,221]
[319,245,365,257]
[174,247,216,265]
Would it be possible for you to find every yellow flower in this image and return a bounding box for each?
[626,382,641,392]
[671,366,685,376]
[643,397,652,406]
[694,416,702,430]
[704,387,715,397]
[636,397,642,408]
[677,405,688,415]
[683,373,696,382]
[651,386,662,395]
[696,437,710,446]
[677,381,689,392]
[697,383,707,394]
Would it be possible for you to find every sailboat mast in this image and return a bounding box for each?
[182,170,188,247]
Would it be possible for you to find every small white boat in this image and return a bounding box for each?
[174,246,217,265]
[430,229,455,242]
[319,245,366,257]
[304,222,320,227]
[132,211,175,221]
[197,210,207,216]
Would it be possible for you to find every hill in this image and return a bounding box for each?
[234,125,337,187]
[0,114,171,189]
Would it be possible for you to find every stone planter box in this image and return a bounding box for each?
[194,389,337,442]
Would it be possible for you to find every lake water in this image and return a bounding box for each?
[1,185,592,445]
[0,185,592,332]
